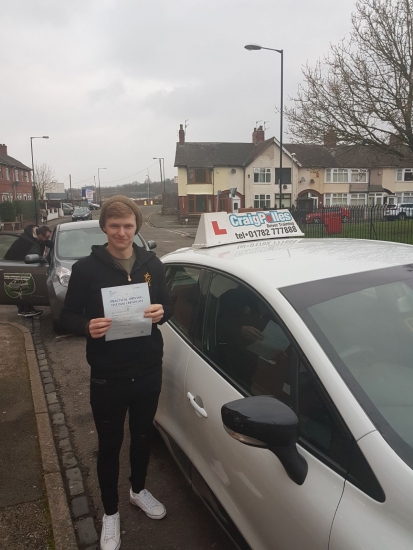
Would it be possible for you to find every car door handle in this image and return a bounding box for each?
[187,392,208,418]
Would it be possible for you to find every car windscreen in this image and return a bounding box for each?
[73,208,88,214]
[281,264,413,469]
[56,227,145,259]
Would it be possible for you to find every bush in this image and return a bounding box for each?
[13,200,36,220]
[0,201,16,222]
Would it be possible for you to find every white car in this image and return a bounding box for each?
[155,211,413,550]
[384,202,413,220]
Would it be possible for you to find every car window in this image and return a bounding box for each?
[203,273,293,407]
[202,271,356,472]
[56,227,145,259]
[0,234,22,260]
[165,265,203,340]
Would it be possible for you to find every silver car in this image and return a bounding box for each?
[0,220,156,331]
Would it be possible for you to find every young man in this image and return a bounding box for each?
[60,196,172,550]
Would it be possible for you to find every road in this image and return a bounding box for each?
[41,206,236,550]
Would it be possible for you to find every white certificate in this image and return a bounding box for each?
[246,320,290,359]
[101,283,152,341]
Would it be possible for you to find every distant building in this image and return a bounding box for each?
[0,143,33,202]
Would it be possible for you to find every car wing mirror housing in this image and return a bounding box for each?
[25,254,46,264]
[147,240,157,250]
[222,396,308,485]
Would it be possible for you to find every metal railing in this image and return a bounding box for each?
[289,205,413,244]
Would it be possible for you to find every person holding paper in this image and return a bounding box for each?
[60,196,172,550]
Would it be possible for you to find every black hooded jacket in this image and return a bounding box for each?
[4,225,41,260]
[60,243,173,380]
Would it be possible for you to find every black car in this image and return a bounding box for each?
[72,207,92,221]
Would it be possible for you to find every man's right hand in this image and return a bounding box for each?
[88,318,112,338]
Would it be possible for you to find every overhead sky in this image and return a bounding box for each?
[1,0,357,188]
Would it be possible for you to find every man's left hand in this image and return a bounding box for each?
[144,304,164,323]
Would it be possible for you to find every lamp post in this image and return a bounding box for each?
[97,167,107,206]
[245,44,284,208]
[153,157,165,193]
[30,136,49,225]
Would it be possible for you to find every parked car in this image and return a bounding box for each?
[88,202,100,210]
[72,206,92,221]
[154,212,413,550]
[0,220,156,331]
[305,207,350,224]
[384,203,413,220]
[62,203,73,215]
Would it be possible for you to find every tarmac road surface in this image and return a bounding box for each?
[41,206,236,549]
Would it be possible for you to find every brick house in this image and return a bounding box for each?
[175,124,413,216]
[0,144,33,202]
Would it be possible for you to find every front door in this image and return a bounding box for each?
[0,234,49,306]
[184,271,351,549]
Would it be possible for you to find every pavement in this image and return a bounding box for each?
[0,308,78,550]
[0,208,197,550]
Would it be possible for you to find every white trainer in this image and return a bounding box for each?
[100,512,121,550]
[129,488,166,519]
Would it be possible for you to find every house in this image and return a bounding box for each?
[174,124,413,215]
[0,144,33,202]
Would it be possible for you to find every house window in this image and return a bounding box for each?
[253,168,271,183]
[0,166,2,179]
[14,169,19,181]
[368,193,384,206]
[324,193,349,206]
[17,193,22,200]
[188,194,208,213]
[350,193,367,206]
[274,194,292,208]
[1,194,9,201]
[275,168,291,184]
[24,171,29,182]
[5,167,10,180]
[396,168,413,182]
[254,194,271,208]
[187,168,212,184]
[325,168,368,183]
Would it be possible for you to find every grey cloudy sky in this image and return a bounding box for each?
[1,0,357,188]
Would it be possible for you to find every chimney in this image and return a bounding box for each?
[0,144,7,156]
[178,124,185,145]
[324,129,337,148]
[389,133,402,147]
[252,125,265,144]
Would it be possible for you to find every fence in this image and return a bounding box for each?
[290,205,413,244]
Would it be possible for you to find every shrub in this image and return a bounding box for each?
[13,200,36,220]
[0,201,16,222]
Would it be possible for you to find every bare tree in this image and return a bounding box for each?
[35,163,56,199]
[286,0,413,159]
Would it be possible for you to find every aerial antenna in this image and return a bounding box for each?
[256,120,263,128]
[264,121,270,131]
[185,119,189,134]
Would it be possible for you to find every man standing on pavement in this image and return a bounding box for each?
[60,196,172,550]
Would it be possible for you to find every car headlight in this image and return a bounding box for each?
[56,266,71,287]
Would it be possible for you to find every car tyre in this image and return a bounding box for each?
[313,217,322,224]
[398,212,407,220]
[342,215,349,223]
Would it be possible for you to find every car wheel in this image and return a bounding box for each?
[398,212,406,220]
[313,217,321,224]
[342,215,349,223]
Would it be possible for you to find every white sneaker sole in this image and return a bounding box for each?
[100,541,121,550]
[129,497,166,520]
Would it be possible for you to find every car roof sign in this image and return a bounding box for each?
[193,210,304,249]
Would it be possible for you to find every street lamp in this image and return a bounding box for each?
[30,136,49,225]
[97,168,107,206]
[245,44,284,208]
[153,157,165,193]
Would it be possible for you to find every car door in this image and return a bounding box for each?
[184,271,351,550]
[156,264,205,480]
[0,233,49,306]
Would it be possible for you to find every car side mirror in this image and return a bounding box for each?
[221,396,308,485]
[147,240,157,250]
[25,254,47,264]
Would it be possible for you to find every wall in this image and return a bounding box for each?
[212,167,244,196]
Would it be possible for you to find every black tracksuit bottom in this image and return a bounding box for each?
[90,374,161,516]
